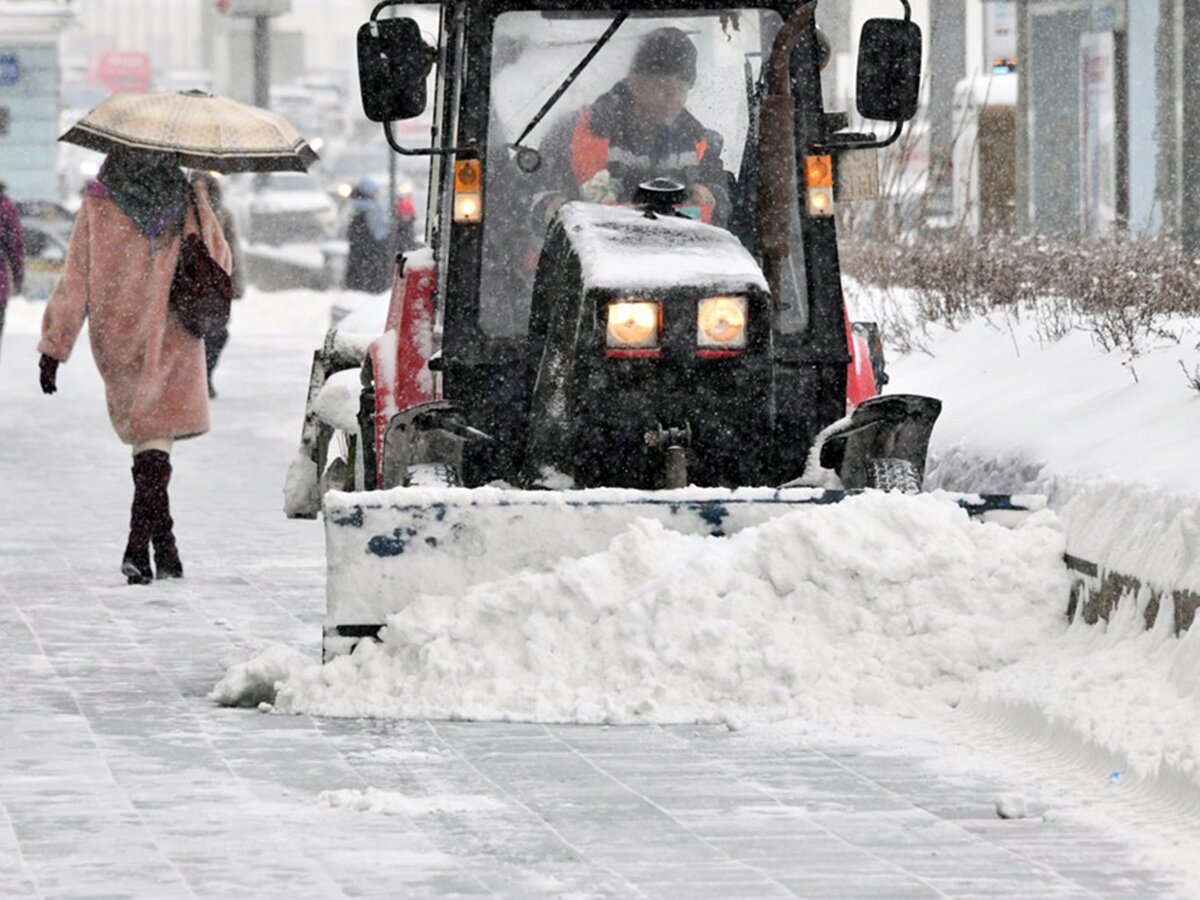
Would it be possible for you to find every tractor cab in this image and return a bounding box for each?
[289,0,932,521]
[285,1,1048,661]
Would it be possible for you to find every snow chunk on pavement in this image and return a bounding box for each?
[263,492,1069,723]
[210,644,311,708]
[995,794,1029,819]
[318,788,504,816]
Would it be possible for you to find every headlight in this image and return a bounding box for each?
[606,301,660,349]
[697,295,747,349]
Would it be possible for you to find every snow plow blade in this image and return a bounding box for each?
[322,486,1044,660]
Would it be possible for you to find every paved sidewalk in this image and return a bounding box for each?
[0,324,1186,898]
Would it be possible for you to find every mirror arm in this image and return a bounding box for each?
[896,0,912,21]
[383,120,470,157]
[824,121,903,152]
[369,0,442,20]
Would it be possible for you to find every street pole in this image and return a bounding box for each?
[387,6,398,226]
[252,14,270,189]
[1182,1,1200,253]
[253,14,270,110]
[928,0,966,224]
[1015,0,1032,234]
[1155,0,1179,235]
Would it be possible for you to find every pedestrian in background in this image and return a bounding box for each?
[393,191,417,256]
[190,172,245,398]
[39,150,232,585]
[0,178,26,361]
[344,177,391,293]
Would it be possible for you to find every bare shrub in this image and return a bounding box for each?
[1181,360,1200,394]
[840,231,1200,358]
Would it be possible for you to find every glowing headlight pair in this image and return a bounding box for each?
[605,296,747,351]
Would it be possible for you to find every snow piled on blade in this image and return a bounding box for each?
[267,493,1068,723]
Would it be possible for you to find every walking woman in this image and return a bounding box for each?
[38,150,232,584]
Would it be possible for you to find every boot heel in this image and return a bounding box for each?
[122,549,154,585]
[154,542,184,579]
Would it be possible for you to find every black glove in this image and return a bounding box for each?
[39,354,59,395]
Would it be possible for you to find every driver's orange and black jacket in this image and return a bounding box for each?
[531,81,731,226]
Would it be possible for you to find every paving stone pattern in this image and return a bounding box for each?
[0,330,1185,898]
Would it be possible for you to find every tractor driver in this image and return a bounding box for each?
[532,27,732,228]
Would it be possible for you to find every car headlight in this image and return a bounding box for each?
[606,301,660,349]
[697,295,747,349]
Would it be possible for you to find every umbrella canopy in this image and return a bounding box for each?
[60,90,319,173]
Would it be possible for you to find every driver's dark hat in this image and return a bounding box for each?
[630,27,698,88]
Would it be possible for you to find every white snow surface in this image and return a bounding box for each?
[19,278,1191,796]
[11,280,1200,893]
[310,368,362,433]
[317,788,504,817]
[558,202,768,294]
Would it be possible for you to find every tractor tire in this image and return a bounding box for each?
[864,457,922,494]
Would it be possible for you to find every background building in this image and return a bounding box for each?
[0,1,75,201]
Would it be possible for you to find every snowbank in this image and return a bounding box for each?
[966,600,1200,791]
[844,282,1200,794]
[244,492,1069,723]
[850,283,1200,501]
[1066,480,1200,598]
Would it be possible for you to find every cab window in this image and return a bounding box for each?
[479,10,808,338]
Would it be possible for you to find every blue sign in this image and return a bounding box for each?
[0,54,19,87]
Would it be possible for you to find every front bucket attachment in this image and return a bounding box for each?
[322,486,1044,659]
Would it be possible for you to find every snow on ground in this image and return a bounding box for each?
[4,285,1198,895]
[4,285,344,341]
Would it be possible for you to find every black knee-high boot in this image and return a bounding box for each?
[147,452,183,579]
[121,453,158,585]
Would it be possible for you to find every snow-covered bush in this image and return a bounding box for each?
[841,233,1200,359]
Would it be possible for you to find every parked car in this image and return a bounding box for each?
[17,200,74,240]
[224,172,339,246]
[19,219,69,301]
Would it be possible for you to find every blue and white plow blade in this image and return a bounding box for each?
[321,486,1045,659]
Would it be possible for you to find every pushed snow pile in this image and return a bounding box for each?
[265,492,1069,723]
[994,794,1029,820]
[210,644,308,708]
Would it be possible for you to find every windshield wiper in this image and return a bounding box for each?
[509,13,629,173]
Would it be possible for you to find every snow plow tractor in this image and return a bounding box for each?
[287,0,1039,659]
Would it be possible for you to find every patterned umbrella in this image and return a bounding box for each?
[60,90,319,173]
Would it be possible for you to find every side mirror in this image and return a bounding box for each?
[856,18,922,122]
[357,17,435,122]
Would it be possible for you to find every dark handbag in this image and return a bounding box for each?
[168,188,232,339]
